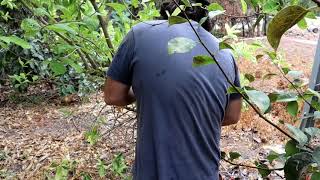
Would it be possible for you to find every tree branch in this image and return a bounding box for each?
[90,0,114,55]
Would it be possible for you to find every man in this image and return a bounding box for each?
[104,0,242,179]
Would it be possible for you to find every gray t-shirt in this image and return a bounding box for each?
[107,20,240,180]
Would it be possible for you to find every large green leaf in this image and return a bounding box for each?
[0,36,31,49]
[286,124,308,146]
[193,55,216,67]
[267,5,309,50]
[284,152,314,180]
[181,0,191,7]
[245,89,270,114]
[50,61,67,76]
[168,37,197,55]
[46,23,77,34]
[276,92,298,102]
[168,16,187,25]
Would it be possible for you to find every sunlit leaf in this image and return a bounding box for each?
[46,23,77,34]
[106,3,126,14]
[240,0,247,14]
[193,55,216,67]
[297,18,308,29]
[168,37,197,55]
[207,3,224,11]
[21,18,41,37]
[267,6,309,50]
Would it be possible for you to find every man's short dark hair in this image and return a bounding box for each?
[160,0,213,31]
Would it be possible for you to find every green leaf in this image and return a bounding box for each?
[313,147,320,164]
[46,23,77,34]
[33,7,50,17]
[106,3,126,14]
[0,36,31,49]
[245,89,270,114]
[244,74,255,82]
[267,152,279,164]
[193,55,216,67]
[288,70,303,79]
[207,3,224,11]
[227,86,243,95]
[304,127,320,138]
[199,17,208,26]
[286,124,308,146]
[297,18,308,30]
[168,16,188,25]
[312,172,320,180]
[219,42,233,50]
[84,126,100,145]
[284,152,314,180]
[21,18,41,37]
[50,62,67,76]
[240,0,248,14]
[131,0,139,8]
[181,0,191,7]
[256,163,271,178]
[97,159,107,177]
[306,12,317,19]
[267,5,309,50]
[229,152,241,161]
[307,89,320,99]
[287,101,299,117]
[276,92,298,102]
[285,140,300,157]
[168,37,197,55]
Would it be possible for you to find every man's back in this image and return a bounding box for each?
[107,20,239,180]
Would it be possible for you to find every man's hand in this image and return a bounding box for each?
[103,78,136,106]
[222,98,242,126]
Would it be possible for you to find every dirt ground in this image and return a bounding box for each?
[0,29,319,179]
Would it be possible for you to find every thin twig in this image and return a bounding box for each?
[223,159,284,171]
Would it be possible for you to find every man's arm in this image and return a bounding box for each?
[103,78,135,106]
[222,98,242,126]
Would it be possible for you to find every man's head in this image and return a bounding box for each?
[160,0,213,31]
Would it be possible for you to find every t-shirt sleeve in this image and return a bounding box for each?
[106,30,135,86]
[229,56,242,100]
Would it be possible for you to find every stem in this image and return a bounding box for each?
[90,0,114,55]
[223,159,284,171]
[172,0,297,142]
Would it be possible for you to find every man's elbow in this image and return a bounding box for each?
[222,116,240,126]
